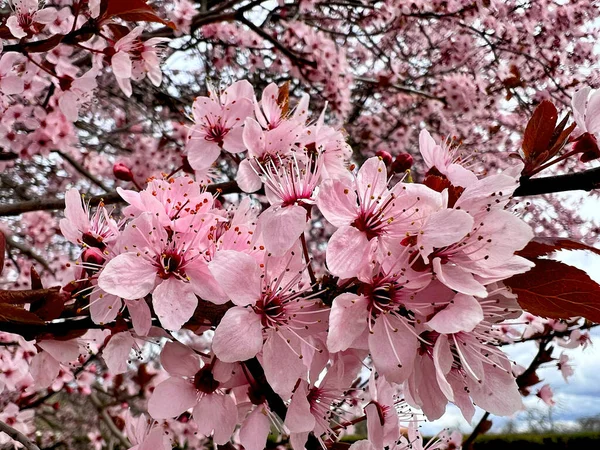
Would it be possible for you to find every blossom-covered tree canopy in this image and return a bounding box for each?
[0,1,599,450]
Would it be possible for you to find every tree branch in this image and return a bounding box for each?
[513,166,600,197]
[90,392,131,449]
[0,181,241,217]
[0,419,40,450]
[3,233,54,273]
[53,150,111,193]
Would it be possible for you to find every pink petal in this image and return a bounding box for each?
[466,366,523,417]
[185,261,229,304]
[0,75,24,95]
[356,157,388,202]
[223,98,254,131]
[112,51,132,78]
[38,339,80,363]
[6,16,26,39]
[208,250,261,306]
[327,293,368,353]
[236,158,263,193]
[139,428,170,450]
[239,406,271,450]
[33,7,58,24]
[186,139,221,171]
[212,307,263,362]
[242,117,265,157]
[427,293,483,334]
[148,377,198,419]
[432,334,454,401]
[98,253,157,300]
[124,299,152,336]
[586,88,600,133]
[262,330,307,399]
[63,188,89,233]
[30,351,60,389]
[571,86,591,131]
[326,226,373,279]
[193,393,237,444]
[285,381,316,433]
[365,402,385,450]
[152,278,198,331]
[259,205,307,256]
[433,258,487,298]
[316,178,358,227]
[160,341,200,378]
[103,331,135,374]
[368,315,417,383]
[90,292,121,325]
[419,209,473,260]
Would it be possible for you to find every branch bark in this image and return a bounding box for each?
[0,419,40,450]
[514,166,600,197]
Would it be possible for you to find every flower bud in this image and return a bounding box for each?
[391,152,414,173]
[82,247,105,266]
[375,150,393,165]
[113,163,134,182]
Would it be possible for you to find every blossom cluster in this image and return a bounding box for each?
[19,80,544,449]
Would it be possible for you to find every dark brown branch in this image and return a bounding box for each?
[0,419,40,450]
[513,167,600,197]
[0,181,240,217]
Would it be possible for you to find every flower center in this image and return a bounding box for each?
[194,367,220,394]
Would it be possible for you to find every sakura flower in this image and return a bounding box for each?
[317,156,444,280]
[419,129,478,187]
[363,374,401,450]
[111,26,169,97]
[254,82,309,130]
[147,341,237,444]
[536,384,555,406]
[557,353,574,382]
[0,403,35,448]
[186,80,254,172]
[30,339,82,389]
[6,0,58,39]
[57,69,98,121]
[252,153,322,256]
[117,176,218,233]
[209,249,328,397]
[97,212,221,330]
[59,188,120,250]
[124,410,171,450]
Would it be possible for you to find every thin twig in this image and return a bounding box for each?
[53,150,111,193]
[0,419,40,450]
[90,392,131,448]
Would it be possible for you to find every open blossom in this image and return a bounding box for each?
[536,384,556,406]
[147,341,237,444]
[6,0,58,39]
[0,53,24,96]
[97,212,220,330]
[124,410,171,450]
[111,26,169,97]
[251,153,322,255]
[209,249,328,397]
[186,80,254,172]
[59,188,120,250]
[317,156,450,280]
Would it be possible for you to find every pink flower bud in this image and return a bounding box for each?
[113,163,134,182]
[82,247,105,266]
[375,150,393,165]
[391,152,414,173]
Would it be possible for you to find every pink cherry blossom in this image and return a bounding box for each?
[6,0,58,39]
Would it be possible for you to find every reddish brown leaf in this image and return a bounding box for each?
[102,0,175,28]
[0,287,61,304]
[30,266,43,290]
[0,230,5,277]
[522,100,558,159]
[29,291,66,321]
[505,259,600,322]
[518,237,600,259]
[278,81,290,116]
[0,304,45,325]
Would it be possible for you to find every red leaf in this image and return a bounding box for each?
[518,237,600,259]
[0,287,61,304]
[0,230,5,277]
[522,101,558,159]
[0,304,45,325]
[101,0,176,29]
[29,291,66,321]
[505,259,600,322]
